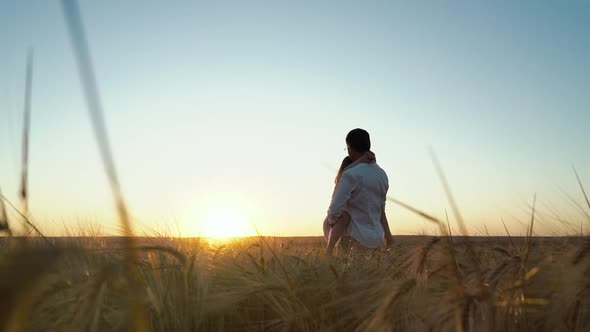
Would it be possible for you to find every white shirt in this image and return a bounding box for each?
[327,162,389,248]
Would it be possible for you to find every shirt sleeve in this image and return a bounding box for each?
[327,172,356,224]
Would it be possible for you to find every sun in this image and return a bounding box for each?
[179,193,260,238]
[199,206,255,239]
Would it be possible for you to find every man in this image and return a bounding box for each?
[326,128,393,255]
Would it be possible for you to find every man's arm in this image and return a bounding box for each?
[380,209,394,246]
[327,172,355,225]
[325,172,356,255]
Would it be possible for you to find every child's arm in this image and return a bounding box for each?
[335,151,376,184]
[380,209,394,246]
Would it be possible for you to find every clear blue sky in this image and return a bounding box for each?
[1,1,589,236]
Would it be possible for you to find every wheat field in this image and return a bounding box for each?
[0,233,588,331]
[1,1,589,331]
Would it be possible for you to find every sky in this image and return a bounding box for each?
[1,1,589,237]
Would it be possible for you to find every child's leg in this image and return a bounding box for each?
[326,212,350,256]
[323,216,330,242]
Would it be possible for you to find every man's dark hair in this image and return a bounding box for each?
[346,128,371,152]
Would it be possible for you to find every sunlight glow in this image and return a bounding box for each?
[199,206,255,239]
[179,193,262,238]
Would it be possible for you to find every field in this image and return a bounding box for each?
[1,235,589,331]
[2,2,590,331]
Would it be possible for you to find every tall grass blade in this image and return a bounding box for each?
[558,187,590,222]
[60,0,133,238]
[524,194,536,266]
[386,197,442,225]
[60,1,146,330]
[19,49,33,218]
[428,149,469,237]
[573,166,590,215]
[572,167,590,265]
[445,209,452,239]
[0,192,48,242]
[0,186,11,234]
[428,149,495,330]
[428,150,482,268]
[500,218,516,254]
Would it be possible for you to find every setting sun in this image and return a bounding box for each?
[179,193,261,238]
[199,206,255,239]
